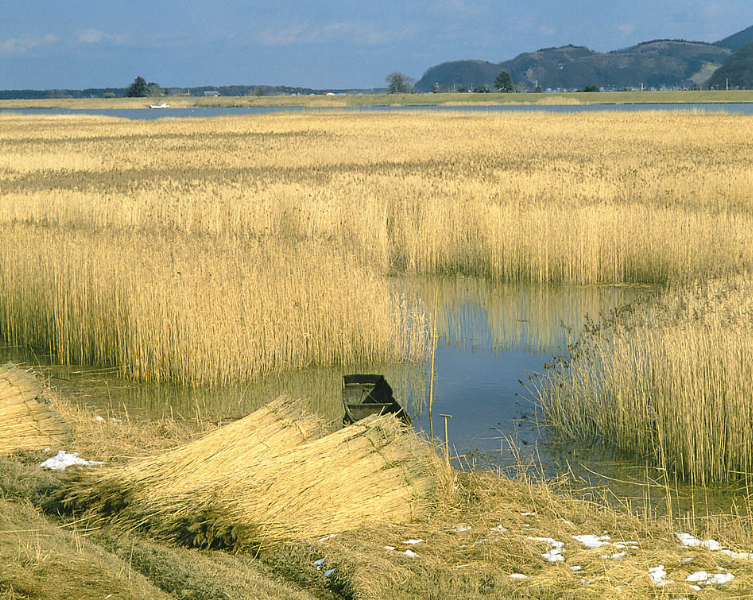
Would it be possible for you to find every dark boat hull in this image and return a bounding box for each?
[342,374,411,425]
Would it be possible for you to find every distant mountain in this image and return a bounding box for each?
[707,42,753,89]
[415,40,731,92]
[715,25,753,51]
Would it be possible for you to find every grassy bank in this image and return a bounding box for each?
[4,385,753,598]
[2,89,753,110]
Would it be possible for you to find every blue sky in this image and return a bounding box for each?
[1,1,751,90]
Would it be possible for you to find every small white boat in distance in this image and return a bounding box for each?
[149,103,170,109]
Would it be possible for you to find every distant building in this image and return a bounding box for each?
[204,90,220,97]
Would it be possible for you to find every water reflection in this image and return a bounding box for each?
[0,276,646,455]
[3,275,742,514]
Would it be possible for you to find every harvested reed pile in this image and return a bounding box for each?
[0,363,66,453]
[66,401,438,550]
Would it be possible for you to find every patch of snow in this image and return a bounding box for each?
[95,415,106,422]
[324,569,335,577]
[40,451,102,471]
[601,552,626,560]
[680,557,695,563]
[520,512,537,516]
[404,549,418,558]
[508,573,528,579]
[452,525,471,532]
[690,585,702,591]
[707,572,734,585]
[384,546,395,551]
[474,538,490,545]
[685,570,734,586]
[675,532,721,551]
[489,525,507,533]
[313,558,324,570]
[570,566,582,571]
[402,539,423,545]
[528,537,565,562]
[573,534,610,549]
[722,549,753,559]
[649,565,673,586]
[317,534,339,542]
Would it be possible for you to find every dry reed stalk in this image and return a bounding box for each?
[0,363,67,453]
[536,274,753,484]
[3,111,753,383]
[66,404,439,548]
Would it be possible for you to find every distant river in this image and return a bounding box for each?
[3,103,753,120]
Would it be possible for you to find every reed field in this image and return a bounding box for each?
[535,274,753,485]
[3,109,753,487]
[2,110,753,386]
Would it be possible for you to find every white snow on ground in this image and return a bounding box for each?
[384,546,396,550]
[722,549,753,559]
[677,532,753,559]
[402,539,423,545]
[403,549,418,558]
[452,524,472,532]
[685,570,735,585]
[601,552,626,560]
[528,537,565,562]
[675,533,722,551]
[572,534,610,549]
[520,512,537,517]
[39,451,102,471]
[649,565,673,586]
[324,569,335,577]
[508,574,528,579]
[489,525,507,533]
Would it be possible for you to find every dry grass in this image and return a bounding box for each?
[266,469,753,599]
[535,273,753,485]
[2,110,753,383]
[0,364,67,454]
[63,401,441,549]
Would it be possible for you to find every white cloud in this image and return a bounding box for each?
[0,33,59,54]
[617,23,636,37]
[77,29,128,44]
[538,25,556,37]
[256,22,413,47]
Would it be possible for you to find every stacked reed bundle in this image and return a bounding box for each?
[66,399,438,550]
[0,363,66,453]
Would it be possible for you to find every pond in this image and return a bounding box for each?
[3,102,753,120]
[1,276,741,513]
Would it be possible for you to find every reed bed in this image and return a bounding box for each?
[2,110,753,383]
[0,363,66,453]
[535,274,753,485]
[65,402,439,548]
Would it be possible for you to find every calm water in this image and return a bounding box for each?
[3,102,753,120]
[0,277,645,464]
[3,275,742,512]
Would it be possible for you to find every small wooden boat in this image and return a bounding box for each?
[342,374,411,425]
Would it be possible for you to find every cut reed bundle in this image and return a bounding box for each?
[0,363,66,453]
[66,402,438,549]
